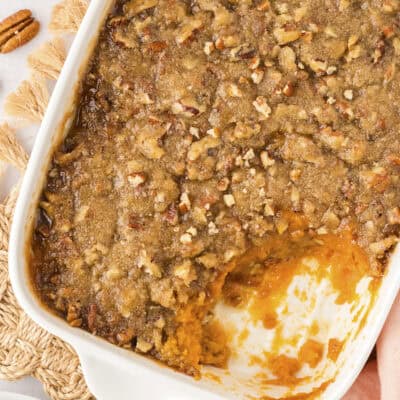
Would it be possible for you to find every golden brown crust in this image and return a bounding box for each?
[29,0,400,376]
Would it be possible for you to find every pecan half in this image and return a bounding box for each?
[0,9,32,34]
[0,9,40,54]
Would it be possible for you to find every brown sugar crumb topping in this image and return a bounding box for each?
[30,0,400,377]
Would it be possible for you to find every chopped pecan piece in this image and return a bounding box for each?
[117,328,135,345]
[146,41,167,53]
[175,18,203,44]
[87,303,97,332]
[124,0,158,17]
[273,28,301,45]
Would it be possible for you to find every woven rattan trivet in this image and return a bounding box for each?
[0,1,93,398]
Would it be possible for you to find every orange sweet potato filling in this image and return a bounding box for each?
[162,226,376,380]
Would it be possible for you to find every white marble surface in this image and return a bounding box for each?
[0,0,66,199]
[0,2,70,399]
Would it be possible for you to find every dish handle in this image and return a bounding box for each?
[78,351,162,399]
[77,348,208,400]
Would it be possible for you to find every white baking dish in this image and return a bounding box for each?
[8,0,400,398]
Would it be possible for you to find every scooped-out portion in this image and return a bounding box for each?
[29,0,399,393]
[210,229,378,398]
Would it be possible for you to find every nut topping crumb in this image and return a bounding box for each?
[251,68,264,84]
[343,89,353,100]
[208,221,219,235]
[31,0,400,378]
[204,41,214,55]
[175,18,203,44]
[253,96,272,119]
[179,192,191,212]
[243,148,255,160]
[189,126,200,139]
[260,151,275,168]
[223,194,236,207]
[128,172,146,187]
[187,226,198,236]
[273,28,301,45]
[283,81,295,97]
[180,233,193,244]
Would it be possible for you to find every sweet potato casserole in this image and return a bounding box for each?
[29,0,400,379]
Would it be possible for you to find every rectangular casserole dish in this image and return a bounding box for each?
[8,0,400,398]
